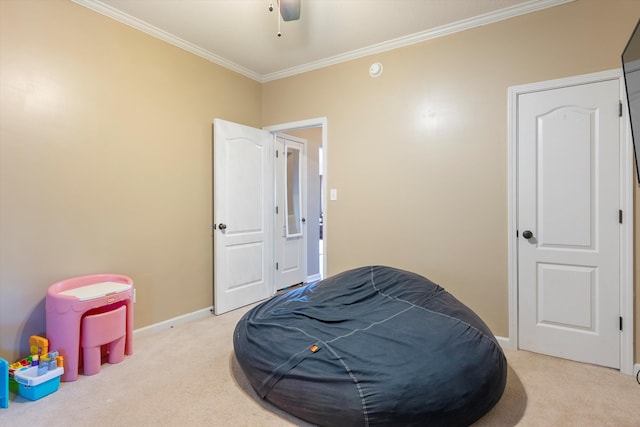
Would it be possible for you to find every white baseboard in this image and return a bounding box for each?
[133,306,213,337]
[496,338,639,379]
[495,335,512,349]
[306,273,322,283]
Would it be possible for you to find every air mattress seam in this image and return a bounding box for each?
[325,305,414,343]
[249,320,371,426]
[323,342,370,427]
[368,266,500,350]
[252,322,324,397]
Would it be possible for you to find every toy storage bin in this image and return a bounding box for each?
[0,358,7,408]
[14,366,64,401]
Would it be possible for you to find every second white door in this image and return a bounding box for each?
[517,78,621,369]
[275,134,307,290]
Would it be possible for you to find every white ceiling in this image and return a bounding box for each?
[73,0,573,82]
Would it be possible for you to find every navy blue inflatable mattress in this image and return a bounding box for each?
[233,266,506,426]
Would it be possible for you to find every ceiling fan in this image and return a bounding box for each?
[269,0,301,36]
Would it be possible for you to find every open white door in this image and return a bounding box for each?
[213,119,273,314]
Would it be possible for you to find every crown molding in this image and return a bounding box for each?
[71,0,262,81]
[73,0,574,83]
[261,0,575,82]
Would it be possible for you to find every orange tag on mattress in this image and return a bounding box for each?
[310,344,319,353]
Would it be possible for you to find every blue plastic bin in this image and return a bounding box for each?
[14,366,63,401]
[0,358,8,408]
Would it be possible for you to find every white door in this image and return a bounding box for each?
[275,134,307,290]
[213,119,273,314]
[517,79,621,368]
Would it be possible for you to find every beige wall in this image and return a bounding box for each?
[0,0,261,361]
[262,0,640,361]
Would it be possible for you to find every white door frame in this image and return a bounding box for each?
[264,117,328,294]
[507,69,634,375]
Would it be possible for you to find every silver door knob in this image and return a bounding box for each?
[522,230,533,239]
[218,223,227,230]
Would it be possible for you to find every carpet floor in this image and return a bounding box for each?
[1,304,638,426]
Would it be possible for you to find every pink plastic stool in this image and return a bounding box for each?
[81,305,126,376]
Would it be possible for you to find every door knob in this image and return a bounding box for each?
[522,230,533,239]
[218,223,227,230]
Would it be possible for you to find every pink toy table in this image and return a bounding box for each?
[46,274,134,382]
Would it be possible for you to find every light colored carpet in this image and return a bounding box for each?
[1,304,638,426]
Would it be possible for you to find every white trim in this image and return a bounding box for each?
[71,0,262,82]
[506,81,519,352]
[261,0,575,82]
[495,335,511,350]
[619,81,635,375]
[133,306,213,337]
[507,69,634,374]
[72,0,574,83]
[306,273,322,283]
[264,118,328,284]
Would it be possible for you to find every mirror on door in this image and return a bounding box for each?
[286,144,302,237]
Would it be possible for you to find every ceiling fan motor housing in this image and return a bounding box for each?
[280,0,301,21]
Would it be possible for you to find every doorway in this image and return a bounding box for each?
[265,118,327,283]
[507,70,634,374]
[213,118,328,314]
